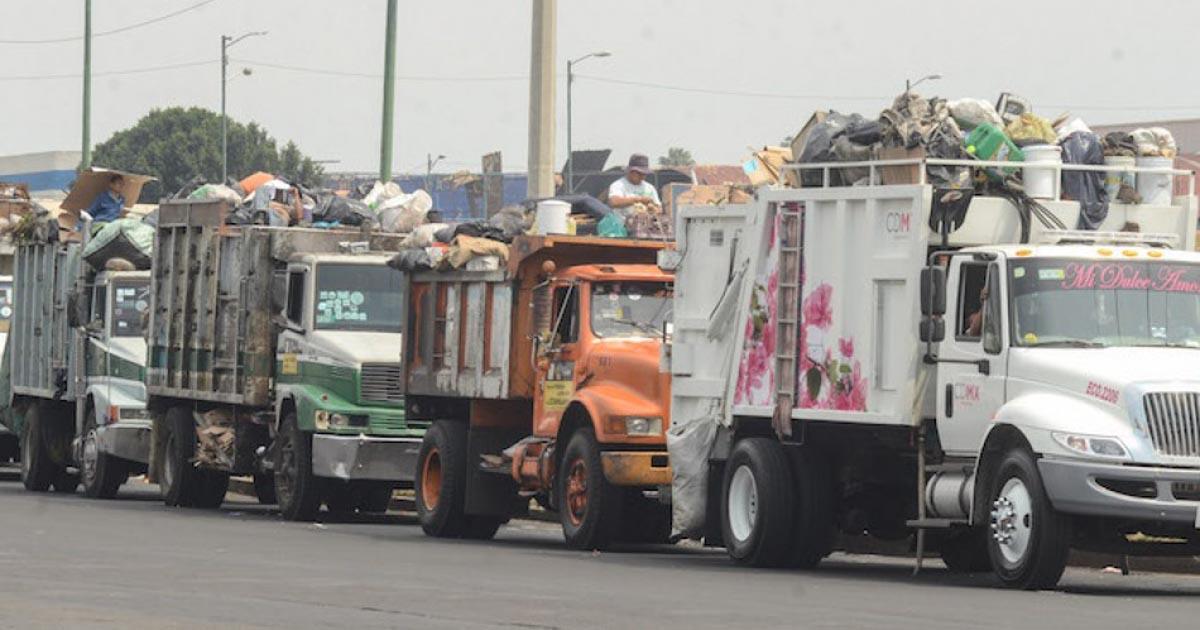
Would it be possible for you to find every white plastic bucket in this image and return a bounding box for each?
[1136,156,1174,205]
[1103,155,1136,201]
[1022,144,1061,200]
[534,199,571,235]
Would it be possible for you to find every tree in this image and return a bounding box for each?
[657,147,695,168]
[91,107,325,202]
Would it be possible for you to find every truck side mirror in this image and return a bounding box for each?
[920,267,946,317]
[919,317,945,343]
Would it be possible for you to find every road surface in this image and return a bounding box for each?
[1,470,1198,629]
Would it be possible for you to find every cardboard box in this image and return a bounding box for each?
[879,146,926,185]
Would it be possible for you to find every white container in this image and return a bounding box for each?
[1136,156,1174,205]
[1103,155,1136,201]
[534,199,571,235]
[1022,144,1061,200]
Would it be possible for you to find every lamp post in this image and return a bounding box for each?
[566,51,611,194]
[905,73,942,95]
[222,31,267,184]
[426,153,445,193]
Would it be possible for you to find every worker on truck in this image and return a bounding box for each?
[83,173,127,223]
[607,154,662,213]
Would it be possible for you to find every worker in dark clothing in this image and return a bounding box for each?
[84,173,127,223]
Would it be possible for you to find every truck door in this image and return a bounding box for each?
[533,283,580,438]
[936,257,1008,455]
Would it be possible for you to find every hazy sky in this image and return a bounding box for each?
[3,0,1200,175]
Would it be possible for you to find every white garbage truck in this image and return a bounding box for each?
[665,158,1200,589]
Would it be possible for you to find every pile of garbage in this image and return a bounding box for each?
[786,91,1179,230]
[387,205,531,272]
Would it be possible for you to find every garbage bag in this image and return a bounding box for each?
[82,218,154,270]
[1131,127,1177,157]
[433,225,456,244]
[948,98,1003,130]
[1102,132,1138,157]
[1005,113,1057,146]
[667,413,719,539]
[187,183,242,204]
[453,221,507,242]
[363,180,403,209]
[597,212,628,238]
[798,112,873,186]
[488,206,530,240]
[442,235,509,269]
[880,92,970,189]
[314,196,375,226]
[400,223,450,248]
[1059,131,1109,230]
[387,248,434,272]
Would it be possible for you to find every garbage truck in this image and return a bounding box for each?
[144,200,417,520]
[5,218,153,498]
[665,157,1200,589]
[0,274,15,463]
[409,235,675,548]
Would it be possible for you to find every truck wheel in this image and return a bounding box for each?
[721,437,795,567]
[160,405,199,507]
[20,404,59,492]
[81,412,128,499]
[274,412,323,521]
[940,526,992,573]
[415,420,472,537]
[558,429,623,550]
[987,448,1071,590]
[785,447,835,569]
[193,470,229,509]
[253,472,277,504]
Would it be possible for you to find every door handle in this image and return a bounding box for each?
[944,383,953,418]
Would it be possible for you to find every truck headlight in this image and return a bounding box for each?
[1053,432,1129,459]
[623,417,663,436]
[314,410,330,430]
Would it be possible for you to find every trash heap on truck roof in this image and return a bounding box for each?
[745,91,1184,236]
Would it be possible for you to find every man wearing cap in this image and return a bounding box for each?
[607,154,662,213]
[84,173,127,223]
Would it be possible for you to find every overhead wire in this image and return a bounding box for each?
[0,58,217,81]
[0,0,219,44]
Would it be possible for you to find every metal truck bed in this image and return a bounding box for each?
[11,240,83,400]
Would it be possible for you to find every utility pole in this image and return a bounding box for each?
[221,31,266,184]
[425,153,444,193]
[379,0,398,184]
[81,0,92,169]
[526,0,556,198]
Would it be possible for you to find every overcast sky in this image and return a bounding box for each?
[3,0,1200,175]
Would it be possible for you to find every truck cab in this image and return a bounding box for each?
[272,252,418,518]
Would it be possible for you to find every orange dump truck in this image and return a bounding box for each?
[408,235,674,548]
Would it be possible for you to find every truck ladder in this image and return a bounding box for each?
[773,203,803,439]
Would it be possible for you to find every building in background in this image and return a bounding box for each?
[0,151,80,196]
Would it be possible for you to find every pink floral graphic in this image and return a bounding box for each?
[734,216,779,406]
[803,283,833,330]
[797,283,868,412]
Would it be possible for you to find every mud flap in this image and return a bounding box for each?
[465,427,529,518]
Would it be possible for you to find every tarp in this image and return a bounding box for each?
[60,167,155,213]
[239,171,273,194]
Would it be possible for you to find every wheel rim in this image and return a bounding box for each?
[565,457,588,527]
[162,432,177,492]
[727,464,758,543]
[276,426,296,508]
[82,427,99,488]
[20,422,33,481]
[421,447,442,511]
[991,477,1034,567]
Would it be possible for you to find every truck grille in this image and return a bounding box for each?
[360,363,403,404]
[1142,392,1200,458]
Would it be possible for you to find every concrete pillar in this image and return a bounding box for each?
[526,0,556,199]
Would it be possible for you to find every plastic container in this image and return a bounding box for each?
[965,123,1024,163]
[1103,155,1135,201]
[1136,156,1174,205]
[1021,144,1061,200]
[534,199,571,235]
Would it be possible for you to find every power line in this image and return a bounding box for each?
[0,58,217,81]
[574,73,888,102]
[0,0,218,44]
[232,58,527,82]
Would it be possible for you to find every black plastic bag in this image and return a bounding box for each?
[1060,131,1109,230]
[314,195,375,226]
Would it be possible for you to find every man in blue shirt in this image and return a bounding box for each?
[84,173,126,223]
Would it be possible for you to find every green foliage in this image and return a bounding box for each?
[657,147,695,168]
[90,107,325,202]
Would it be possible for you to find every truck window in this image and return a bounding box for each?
[314,263,403,332]
[553,286,578,344]
[92,283,107,325]
[957,263,988,340]
[982,263,1002,354]
[111,280,150,338]
[591,281,673,339]
[286,271,306,325]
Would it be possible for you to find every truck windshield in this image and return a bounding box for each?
[591,281,672,339]
[111,279,150,338]
[314,263,403,332]
[1010,258,1200,348]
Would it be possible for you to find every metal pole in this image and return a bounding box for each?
[566,59,573,194]
[526,0,556,198]
[81,0,92,169]
[221,35,228,183]
[425,153,432,192]
[379,0,398,183]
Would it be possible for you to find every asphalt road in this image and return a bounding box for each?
[1,470,1199,629]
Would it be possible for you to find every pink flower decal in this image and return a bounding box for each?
[838,337,854,359]
[803,283,833,330]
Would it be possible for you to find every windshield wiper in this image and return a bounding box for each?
[605,317,664,338]
[1025,339,1107,348]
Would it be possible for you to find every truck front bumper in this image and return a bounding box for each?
[1039,457,1200,527]
[96,420,152,465]
[601,450,672,486]
[311,434,421,482]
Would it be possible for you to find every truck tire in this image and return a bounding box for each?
[785,447,835,569]
[20,404,59,492]
[940,526,992,573]
[415,420,472,537]
[81,412,128,499]
[986,448,1071,590]
[558,429,623,550]
[160,405,200,507]
[275,411,323,521]
[721,437,795,567]
[253,472,277,504]
[193,470,229,509]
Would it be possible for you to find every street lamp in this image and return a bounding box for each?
[566,51,611,194]
[222,31,267,184]
[905,73,942,95]
[426,153,446,192]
